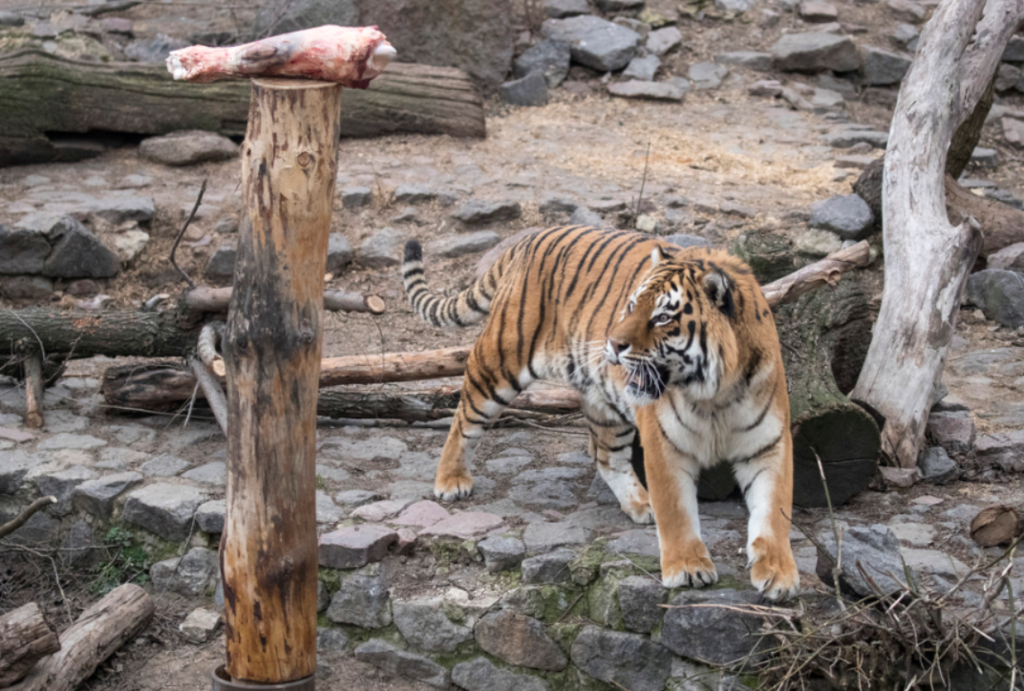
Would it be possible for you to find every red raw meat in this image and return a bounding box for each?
[166,25,396,89]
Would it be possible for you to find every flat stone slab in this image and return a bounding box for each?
[478,536,526,573]
[608,80,686,102]
[180,461,225,486]
[354,639,450,689]
[351,498,415,522]
[326,567,392,628]
[571,625,672,691]
[419,511,504,539]
[319,524,398,569]
[391,500,451,528]
[661,589,767,665]
[392,596,474,652]
[195,499,226,533]
[523,521,594,553]
[72,470,143,520]
[452,657,549,691]
[122,483,208,541]
[771,32,861,72]
[140,454,191,477]
[34,465,98,515]
[521,548,575,584]
[179,607,221,644]
[36,433,107,451]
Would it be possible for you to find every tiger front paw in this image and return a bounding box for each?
[661,542,718,589]
[434,473,473,501]
[622,491,655,525]
[748,537,800,601]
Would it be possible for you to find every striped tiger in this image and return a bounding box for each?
[402,225,799,600]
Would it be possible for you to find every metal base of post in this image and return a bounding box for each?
[212,666,315,690]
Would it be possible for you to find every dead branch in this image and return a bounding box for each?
[0,497,57,541]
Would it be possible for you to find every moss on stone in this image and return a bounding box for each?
[569,538,609,586]
[548,622,582,657]
[318,567,345,596]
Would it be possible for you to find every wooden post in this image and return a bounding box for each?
[220,78,341,685]
[22,347,44,428]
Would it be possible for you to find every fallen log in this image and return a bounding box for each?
[183,286,386,315]
[0,49,484,167]
[0,602,61,687]
[7,583,153,691]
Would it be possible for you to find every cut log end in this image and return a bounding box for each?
[365,295,387,315]
[970,505,1021,547]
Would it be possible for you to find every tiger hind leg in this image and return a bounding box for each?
[585,404,653,524]
[434,348,528,501]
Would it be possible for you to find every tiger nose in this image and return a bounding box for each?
[608,338,630,355]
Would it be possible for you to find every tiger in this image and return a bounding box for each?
[401,225,799,601]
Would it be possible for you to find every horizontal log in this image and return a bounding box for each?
[184,286,386,315]
[0,49,484,167]
[319,346,471,386]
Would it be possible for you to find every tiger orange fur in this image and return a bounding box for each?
[402,225,799,600]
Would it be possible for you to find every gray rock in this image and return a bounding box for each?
[91,195,155,225]
[664,233,712,250]
[646,26,682,56]
[689,61,729,90]
[514,37,572,87]
[317,581,330,613]
[474,610,567,671]
[713,51,773,72]
[0,275,52,300]
[544,0,590,17]
[715,0,755,12]
[319,524,397,569]
[425,231,501,258]
[661,589,767,665]
[0,451,34,495]
[608,80,686,101]
[452,200,521,225]
[861,45,912,86]
[341,186,372,209]
[140,454,191,477]
[500,72,549,107]
[325,233,353,273]
[37,433,107,451]
[59,520,98,568]
[354,639,450,689]
[903,548,969,583]
[892,22,919,48]
[181,461,226,486]
[478,535,526,572]
[151,546,219,596]
[393,184,437,204]
[809,194,875,240]
[539,196,578,217]
[124,34,189,62]
[617,575,667,632]
[72,471,144,520]
[358,227,404,268]
[996,63,1022,92]
[180,608,221,644]
[975,430,1024,472]
[139,130,238,166]
[597,0,645,10]
[571,626,672,691]
[392,596,473,652]
[816,524,910,597]
[917,447,960,485]
[523,521,593,553]
[195,499,226,533]
[1004,35,1024,62]
[926,409,976,456]
[799,0,837,21]
[122,483,208,541]
[771,32,861,72]
[452,657,549,691]
[966,270,1024,328]
[825,128,888,148]
[315,490,345,525]
[4,511,61,546]
[334,489,381,507]
[37,218,120,279]
[622,54,661,81]
[317,626,348,651]
[987,242,1024,272]
[326,567,391,628]
[509,467,589,511]
[0,11,25,26]
[541,16,642,72]
[521,548,575,583]
[206,243,236,279]
[0,224,52,275]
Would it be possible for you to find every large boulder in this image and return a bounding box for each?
[252,0,513,93]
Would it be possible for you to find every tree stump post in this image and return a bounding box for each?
[219,78,342,687]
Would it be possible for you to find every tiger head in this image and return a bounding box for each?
[605,246,740,404]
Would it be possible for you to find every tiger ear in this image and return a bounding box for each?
[650,245,673,268]
[703,270,735,319]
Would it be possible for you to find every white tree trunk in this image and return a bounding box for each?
[851,0,1024,468]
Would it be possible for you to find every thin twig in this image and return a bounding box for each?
[633,141,651,227]
[8,310,46,362]
[170,179,207,289]
[0,496,57,539]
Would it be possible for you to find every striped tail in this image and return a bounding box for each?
[402,239,504,327]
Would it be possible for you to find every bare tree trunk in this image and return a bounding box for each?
[851,0,1024,468]
[7,584,153,691]
[0,603,60,687]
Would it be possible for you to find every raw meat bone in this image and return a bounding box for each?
[167,25,396,89]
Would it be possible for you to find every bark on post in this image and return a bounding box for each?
[22,348,44,429]
[220,78,341,684]
[851,0,1024,468]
